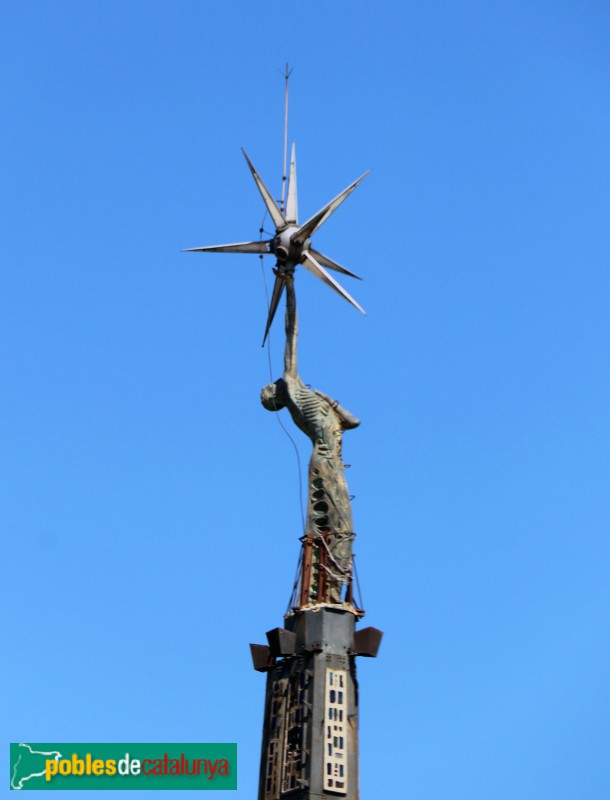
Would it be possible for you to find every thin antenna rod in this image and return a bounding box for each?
[279,64,293,213]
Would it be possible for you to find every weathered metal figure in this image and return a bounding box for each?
[185,118,368,606]
[261,273,359,603]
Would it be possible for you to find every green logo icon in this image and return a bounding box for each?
[10,743,237,790]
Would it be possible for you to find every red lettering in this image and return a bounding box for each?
[184,758,197,776]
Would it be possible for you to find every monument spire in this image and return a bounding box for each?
[185,74,382,799]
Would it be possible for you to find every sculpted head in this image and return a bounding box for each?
[261,379,287,411]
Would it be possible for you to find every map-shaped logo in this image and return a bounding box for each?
[10,743,63,790]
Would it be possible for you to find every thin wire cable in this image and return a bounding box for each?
[287,547,303,613]
[258,212,306,533]
[314,530,353,577]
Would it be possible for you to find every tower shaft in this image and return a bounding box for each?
[258,608,359,800]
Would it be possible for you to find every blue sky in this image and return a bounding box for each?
[3,1,610,798]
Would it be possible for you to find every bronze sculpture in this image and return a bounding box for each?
[185,103,369,607]
[262,274,359,604]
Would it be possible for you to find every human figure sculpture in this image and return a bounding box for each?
[261,274,360,604]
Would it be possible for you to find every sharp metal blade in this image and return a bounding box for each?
[242,149,286,231]
[285,143,298,224]
[183,240,271,254]
[291,170,371,246]
[309,248,362,280]
[262,274,286,346]
[301,251,365,315]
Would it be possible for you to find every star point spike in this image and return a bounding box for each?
[285,143,298,225]
[308,248,362,280]
[241,148,286,230]
[262,272,286,347]
[291,170,371,247]
[301,251,366,315]
[182,241,271,255]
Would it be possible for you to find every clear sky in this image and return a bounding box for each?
[3,1,610,798]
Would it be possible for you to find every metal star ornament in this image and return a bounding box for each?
[185,144,369,345]
[185,146,369,344]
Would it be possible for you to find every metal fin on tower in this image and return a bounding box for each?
[262,273,286,346]
[308,248,361,280]
[291,170,371,246]
[285,143,298,224]
[183,241,271,254]
[241,149,287,230]
[301,251,365,314]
